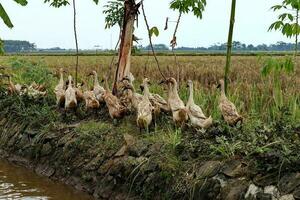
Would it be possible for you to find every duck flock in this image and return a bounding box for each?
[0,67,243,131]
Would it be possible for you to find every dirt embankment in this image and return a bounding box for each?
[0,95,300,200]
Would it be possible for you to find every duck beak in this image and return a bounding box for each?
[159,80,166,85]
[216,84,221,89]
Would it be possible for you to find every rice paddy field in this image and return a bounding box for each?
[1,54,300,123]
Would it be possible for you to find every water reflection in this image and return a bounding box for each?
[0,159,93,200]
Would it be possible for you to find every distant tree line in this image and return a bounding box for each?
[139,41,298,52]
[3,40,36,52]
[3,40,298,53]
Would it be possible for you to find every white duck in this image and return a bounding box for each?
[186,80,213,129]
[217,79,243,126]
[136,78,153,131]
[65,75,77,110]
[54,68,66,107]
[163,77,188,126]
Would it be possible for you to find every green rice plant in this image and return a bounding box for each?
[259,56,295,121]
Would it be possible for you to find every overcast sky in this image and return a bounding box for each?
[0,0,292,49]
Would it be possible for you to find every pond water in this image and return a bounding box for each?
[0,159,93,200]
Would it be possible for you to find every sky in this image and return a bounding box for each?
[0,0,292,49]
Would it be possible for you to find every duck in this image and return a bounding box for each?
[30,81,46,92]
[139,89,169,119]
[81,81,100,110]
[89,70,105,102]
[120,76,143,111]
[54,68,66,107]
[217,79,243,126]
[3,74,21,95]
[23,83,47,97]
[186,80,213,129]
[75,82,85,104]
[102,78,127,120]
[149,93,170,114]
[65,75,77,110]
[161,77,188,126]
[136,78,153,131]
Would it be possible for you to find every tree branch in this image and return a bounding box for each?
[141,1,166,80]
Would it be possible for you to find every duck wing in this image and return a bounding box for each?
[221,99,239,117]
[189,104,207,119]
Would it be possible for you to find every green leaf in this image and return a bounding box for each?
[271,5,283,11]
[13,0,28,6]
[93,0,99,4]
[287,13,294,21]
[0,3,13,28]
[103,0,124,29]
[44,0,69,7]
[170,0,206,19]
[149,26,159,37]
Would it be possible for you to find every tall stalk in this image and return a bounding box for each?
[72,0,79,86]
[294,9,299,65]
[172,12,182,84]
[224,0,236,94]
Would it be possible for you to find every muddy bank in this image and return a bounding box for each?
[0,95,300,199]
[1,120,300,200]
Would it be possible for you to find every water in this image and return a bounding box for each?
[0,159,93,200]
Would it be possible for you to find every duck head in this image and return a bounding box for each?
[159,77,176,85]
[217,79,224,89]
[186,80,193,88]
[140,78,151,92]
[87,70,97,77]
[143,78,151,85]
[66,76,74,87]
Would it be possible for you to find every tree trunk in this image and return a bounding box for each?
[72,0,79,86]
[224,0,236,94]
[113,0,140,94]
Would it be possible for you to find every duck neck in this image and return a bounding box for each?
[8,76,12,84]
[59,72,64,85]
[94,73,100,87]
[68,77,73,89]
[188,84,194,104]
[143,83,150,98]
[169,82,180,99]
[220,83,226,98]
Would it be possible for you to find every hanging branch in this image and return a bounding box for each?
[72,0,79,86]
[171,12,182,83]
[141,1,166,80]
